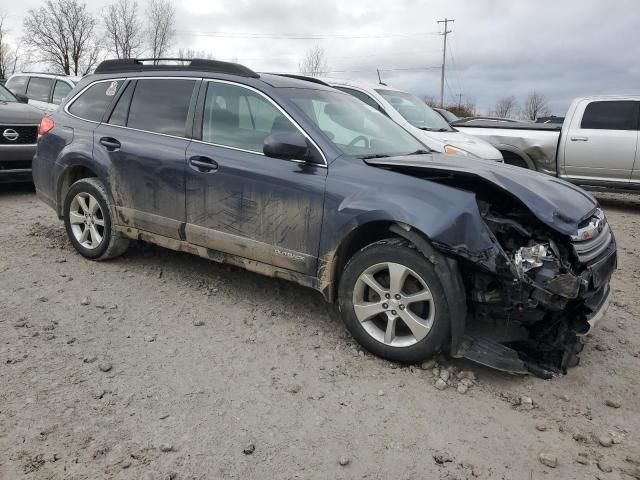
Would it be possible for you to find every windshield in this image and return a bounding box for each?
[375,89,453,131]
[284,88,428,158]
[0,83,17,102]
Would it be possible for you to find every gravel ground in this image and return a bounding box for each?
[1,184,639,480]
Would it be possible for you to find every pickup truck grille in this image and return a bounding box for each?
[0,125,38,145]
[571,209,613,264]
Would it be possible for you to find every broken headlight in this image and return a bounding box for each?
[513,244,551,277]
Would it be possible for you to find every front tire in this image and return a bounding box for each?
[63,177,129,260]
[338,238,451,364]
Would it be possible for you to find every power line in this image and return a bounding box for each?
[175,30,440,40]
[436,18,454,108]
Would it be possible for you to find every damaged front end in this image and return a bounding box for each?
[457,205,616,378]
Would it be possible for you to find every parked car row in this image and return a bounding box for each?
[452,96,640,193]
[29,58,616,377]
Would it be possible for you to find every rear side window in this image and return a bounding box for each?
[6,75,29,95]
[26,77,53,103]
[336,86,382,111]
[581,101,638,130]
[52,80,72,105]
[68,80,123,122]
[201,81,298,152]
[126,79,195,136]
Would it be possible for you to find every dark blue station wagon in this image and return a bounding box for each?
[33,59,616,377]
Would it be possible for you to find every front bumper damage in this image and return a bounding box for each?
[449,209,617,379]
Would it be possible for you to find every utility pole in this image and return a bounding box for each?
[457,93,463,110]
[437,18,454,108]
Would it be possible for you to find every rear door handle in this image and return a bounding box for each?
[99,137,121,150]
[570,136,589,142]
[189,155,218,173]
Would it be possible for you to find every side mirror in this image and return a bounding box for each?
[15,93,29,104]
[263,132,311,161]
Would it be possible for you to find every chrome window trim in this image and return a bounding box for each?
[200,78,328,167]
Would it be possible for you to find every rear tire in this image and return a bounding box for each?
[338,238,451,364]
[63,177,129,260]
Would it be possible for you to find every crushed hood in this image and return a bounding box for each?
[0,101,44,124]
[365,153,597,236]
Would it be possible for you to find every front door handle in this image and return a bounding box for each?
[570,136,589,142]
[99,137,121,151]
[189,155,218,173]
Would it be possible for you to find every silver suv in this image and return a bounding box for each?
[6,73,80,112]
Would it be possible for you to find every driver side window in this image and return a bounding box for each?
[202,82,298,153]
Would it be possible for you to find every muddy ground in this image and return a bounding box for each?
[1,183,639,480]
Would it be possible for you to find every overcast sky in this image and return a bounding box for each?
[1,0,639,115]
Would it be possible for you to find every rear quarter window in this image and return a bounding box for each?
[581,101,638,130]
[68,80,123,122]
[6,75,29,95]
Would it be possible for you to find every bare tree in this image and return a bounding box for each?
[23,0,100,75]
[0,12,19,80]
[147,0,175,61]
[492,96,518,118]
[423,96,437,107]
[522,90,549,121]
[177,47,215,64]
[104,0,143,59]
[298,46,329,77]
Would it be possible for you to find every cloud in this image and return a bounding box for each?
[3,0,638,115]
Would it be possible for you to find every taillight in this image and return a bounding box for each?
[38,116,55,136]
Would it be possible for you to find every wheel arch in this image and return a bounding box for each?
[322,220,467,355]
[56,164,101,217]
[498,147,537,170]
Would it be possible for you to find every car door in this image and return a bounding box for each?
[25,76,54,112]
[562,100,639,182]
[184,80,327,276]
[93,78,199,239]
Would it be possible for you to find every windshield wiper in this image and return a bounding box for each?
[359,154,391,160]
[418,127,434,131]
[406,149,430,156]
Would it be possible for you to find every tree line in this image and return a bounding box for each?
[0,0,191,78]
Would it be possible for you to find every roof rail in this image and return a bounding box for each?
[275,74,330,86]
[94,58,260,78]
[16,71,68,76]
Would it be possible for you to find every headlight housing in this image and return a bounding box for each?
[443,145,479,158]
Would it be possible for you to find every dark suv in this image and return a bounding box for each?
[33,59,616,376]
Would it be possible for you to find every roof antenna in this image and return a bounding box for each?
[377,69,387,86]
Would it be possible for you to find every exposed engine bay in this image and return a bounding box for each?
[367,158,618,378]
[436,174,615,377]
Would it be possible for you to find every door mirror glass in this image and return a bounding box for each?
[263,132,310,161]
[15,93,29,104]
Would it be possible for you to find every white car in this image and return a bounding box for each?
[5,73,80,113]
[324,78,503,161]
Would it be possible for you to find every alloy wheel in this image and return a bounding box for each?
[352,262,435,347]
[68,192,105,250]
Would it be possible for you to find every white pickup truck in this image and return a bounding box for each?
[453,96,640,192]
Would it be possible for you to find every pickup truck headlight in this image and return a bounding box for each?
[443,145,479,158]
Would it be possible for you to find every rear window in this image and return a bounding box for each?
[68,80,123,122]
[26,77,53,103]
[126,79,195,137]
[336,86,382,111]
[581,101,638,130]
[6,75,29,95]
